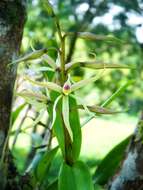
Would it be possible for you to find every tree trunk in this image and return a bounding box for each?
[109,112,143,190]
[0,0,26,189]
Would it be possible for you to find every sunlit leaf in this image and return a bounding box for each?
[59,161,94,190]
[94,135,131,185]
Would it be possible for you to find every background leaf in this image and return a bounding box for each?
[93,135,131,185]
[59,161,94,190]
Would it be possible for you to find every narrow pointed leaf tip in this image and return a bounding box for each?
[24,75,62,93]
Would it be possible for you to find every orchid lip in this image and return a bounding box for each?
[63,84,70,90]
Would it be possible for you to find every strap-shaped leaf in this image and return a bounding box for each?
[94,135,131,185]
[62,96,73,141]
[59,161,94,190]
[66,61,130,72]
[9,48,47,66]
[24,75,62,93]
[48,92,65,157]
[50,95,62,129]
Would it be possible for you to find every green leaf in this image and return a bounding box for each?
[94,135,131,185]
[11,103,27,125]
[35,146,59,182]
[48,92,65,157]
[66,61,131,72]
[69,96,82,161]
[50,95,62,129]
[59,161,94,190]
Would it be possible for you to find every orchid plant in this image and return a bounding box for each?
[9,1,131,190]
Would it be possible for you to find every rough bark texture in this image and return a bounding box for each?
[109,112,143,190]
[0,0,26,189]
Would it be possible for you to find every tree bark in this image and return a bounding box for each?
[0,0,26,189]
[109,112,143,190]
